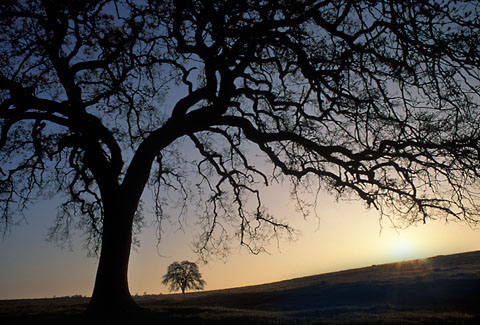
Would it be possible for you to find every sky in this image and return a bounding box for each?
[1,179,479,300]
[1,1,480,301]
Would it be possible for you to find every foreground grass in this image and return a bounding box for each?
[144,304,478,324]
[0,301,478,324]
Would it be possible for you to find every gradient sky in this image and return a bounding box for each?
[2,0,480,302]
[1,179,479,300]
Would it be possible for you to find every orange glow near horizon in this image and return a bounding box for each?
[1,187,479,299]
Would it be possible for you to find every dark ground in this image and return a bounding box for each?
[1,250,479,324]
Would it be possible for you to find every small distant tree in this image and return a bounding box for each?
[162,261,206,294]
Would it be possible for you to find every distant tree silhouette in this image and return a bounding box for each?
[162,261,206,294]
[1,0,480,315]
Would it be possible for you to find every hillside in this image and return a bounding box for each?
[1,250,480,323]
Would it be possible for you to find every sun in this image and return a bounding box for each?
[391,237,415,261]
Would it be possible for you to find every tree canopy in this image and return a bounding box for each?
[1,0,480,314]
[162,261,206,294]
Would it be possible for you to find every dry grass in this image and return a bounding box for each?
[1,250,479,324]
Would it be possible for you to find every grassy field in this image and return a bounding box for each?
[1,250,479,324]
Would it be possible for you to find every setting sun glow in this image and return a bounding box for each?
[391,237,415,261]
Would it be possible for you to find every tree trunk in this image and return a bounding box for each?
[84,131,160,316]
[86,193,142,315]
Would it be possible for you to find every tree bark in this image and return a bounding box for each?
[86,191,142,315]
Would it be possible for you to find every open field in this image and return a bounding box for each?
[1,250,479,324]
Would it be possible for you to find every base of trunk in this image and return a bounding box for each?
[85,294,145,316]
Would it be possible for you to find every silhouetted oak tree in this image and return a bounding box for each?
[1,0,480,314]
[162,261,206,294]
